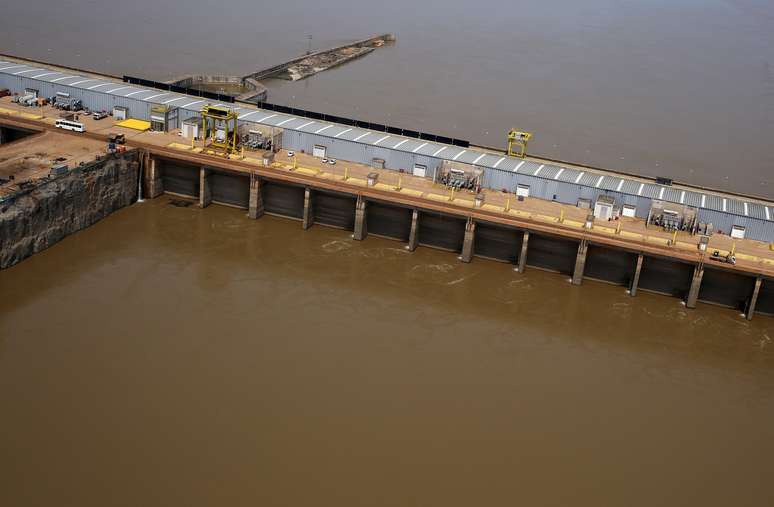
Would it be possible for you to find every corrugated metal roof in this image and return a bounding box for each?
[620,180,640,194]
[601,177,622,191]
[662,187,681,203]
[495,158,520,172]
[641,184,661,199]
[578,173,598,186]
[517,161,542,175]
[2,58,773,222]
[540,165,561,180]
[556,168,580,183]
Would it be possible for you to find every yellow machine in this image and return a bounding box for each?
[507,129,532,158]
[201,105,238,156]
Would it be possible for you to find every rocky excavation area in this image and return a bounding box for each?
[0,151,139,269]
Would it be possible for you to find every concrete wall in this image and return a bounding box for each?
[136,155,772,319]
[158,158,199,198]
[417,212,466,252]
[313,190,356,230]
[365,200,413,241]
[637,256,693,297]
[262,181,305,219]
[755,279,774,316]
[209,170,249,208]
[698,267,757,310]
[584,244,638,286]
[473,221,523,263]
[526,233,578,275]
[0,151,139,269]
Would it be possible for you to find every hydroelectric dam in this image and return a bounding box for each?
[2,54,774,320]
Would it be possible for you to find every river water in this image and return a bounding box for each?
[1,197,773,505]
[2,0,773,197]
[2,1,774,504]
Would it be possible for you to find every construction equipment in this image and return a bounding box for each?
[201,104,238,156]
[107,133,126,145]
[507,129,532,158]
[710,250,736,265]
[53,96,83,111]
[14,94,36,107]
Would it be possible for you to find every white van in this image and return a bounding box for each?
[55,119,85,133]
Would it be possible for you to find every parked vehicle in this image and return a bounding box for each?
[107,133,125,144]
[93,111,108,120]
[55,119,86,133]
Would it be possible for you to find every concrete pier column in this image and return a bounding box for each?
[686,263,705,309]
[745,277,763,321]
[248,173,264,219]
[572,239,589,285]
[302,187,314,230]
[517,231,530,273]
[407,209,420,252]
[199,168,212,208]
[629,253,644,296]
[460,217,476,263]
[146,155,163,198]
[353,195,367,240]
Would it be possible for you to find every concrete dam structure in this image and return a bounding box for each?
[2,54,774,321]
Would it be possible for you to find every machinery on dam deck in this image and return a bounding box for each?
[200,105,238,156]
[1,55,774,247]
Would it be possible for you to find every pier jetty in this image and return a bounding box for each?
[244,34,395,82]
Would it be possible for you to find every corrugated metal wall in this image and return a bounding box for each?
[697,209,774,239]
[3,70,774,242]
[0,74,153,119]
[281,130,442,175]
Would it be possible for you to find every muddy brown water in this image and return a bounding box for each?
[1,197,773,506]
[2,1,774,502]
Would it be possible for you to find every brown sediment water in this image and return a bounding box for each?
[1,196,773,506]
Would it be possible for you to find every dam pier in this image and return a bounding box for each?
[2,54,774,320]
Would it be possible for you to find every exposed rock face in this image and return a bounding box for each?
[0,151,139,269]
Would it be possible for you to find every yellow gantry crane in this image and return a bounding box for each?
[201,105,239,156]
[507,129,533,158]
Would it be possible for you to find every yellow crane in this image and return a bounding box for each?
[507,129,532,158]
[201,105,239,156]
